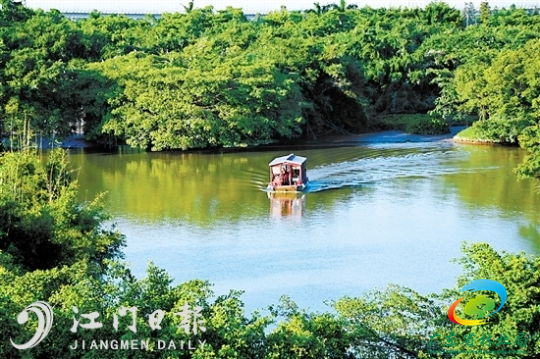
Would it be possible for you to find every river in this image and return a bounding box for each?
[68,138,540,314]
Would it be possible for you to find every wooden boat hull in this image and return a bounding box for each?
[266,183,307,193]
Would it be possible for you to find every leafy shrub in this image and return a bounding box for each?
[405,117,450,135]
[381,114,450,135]
[471,118,532,144]
[515,123,540,183]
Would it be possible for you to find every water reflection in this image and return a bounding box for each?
[67,144,540,243]
[268,192,306,218]
[519,223,540,247]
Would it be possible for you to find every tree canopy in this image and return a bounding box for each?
[0,1,540,177]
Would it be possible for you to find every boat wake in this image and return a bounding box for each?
[249,143,500,194]
[303,143,495,193]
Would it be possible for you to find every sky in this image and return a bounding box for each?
[24,0,540,14]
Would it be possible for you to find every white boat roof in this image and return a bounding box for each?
[269,153,307,166]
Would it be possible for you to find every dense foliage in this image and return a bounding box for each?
[0,149,124,272]
[1,151,538,358]
[0,0,539,178]
[1,3,539,357]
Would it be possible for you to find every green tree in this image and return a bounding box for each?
[515,124,540,182]
[334,286,448,358]
[0,149,124,271]
[480,1,491,24]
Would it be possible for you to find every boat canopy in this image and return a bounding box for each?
[268,153,307,167]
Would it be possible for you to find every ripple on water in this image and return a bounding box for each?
[303,143,489,192]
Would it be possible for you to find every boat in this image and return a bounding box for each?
[267,153,308,192]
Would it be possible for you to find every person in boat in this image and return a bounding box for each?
[272,174,281,187]
[281,164,290,185]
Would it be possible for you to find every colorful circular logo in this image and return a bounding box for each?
[448,279,507,326]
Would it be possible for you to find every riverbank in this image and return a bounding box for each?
[452,126,501,144]
[60,135,95,149]
[47,126,466,153]
[35,134,95,149]
[51,125,475,152]
[317,126,466,145]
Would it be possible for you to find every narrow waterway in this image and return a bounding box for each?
[69,140,540,313]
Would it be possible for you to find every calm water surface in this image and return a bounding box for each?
[69,141,540,313]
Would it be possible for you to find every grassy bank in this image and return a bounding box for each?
[453,118,531,145]
[453,126,499,144]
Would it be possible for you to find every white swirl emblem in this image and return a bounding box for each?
[10,301,54,350]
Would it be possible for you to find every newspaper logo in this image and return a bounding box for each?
[10,301,54,349]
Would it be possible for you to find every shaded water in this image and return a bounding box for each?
[69,141,540,313]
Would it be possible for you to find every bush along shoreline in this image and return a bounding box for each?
[453,118,533,145]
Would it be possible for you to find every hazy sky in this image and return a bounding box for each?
[24,0,539,14]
